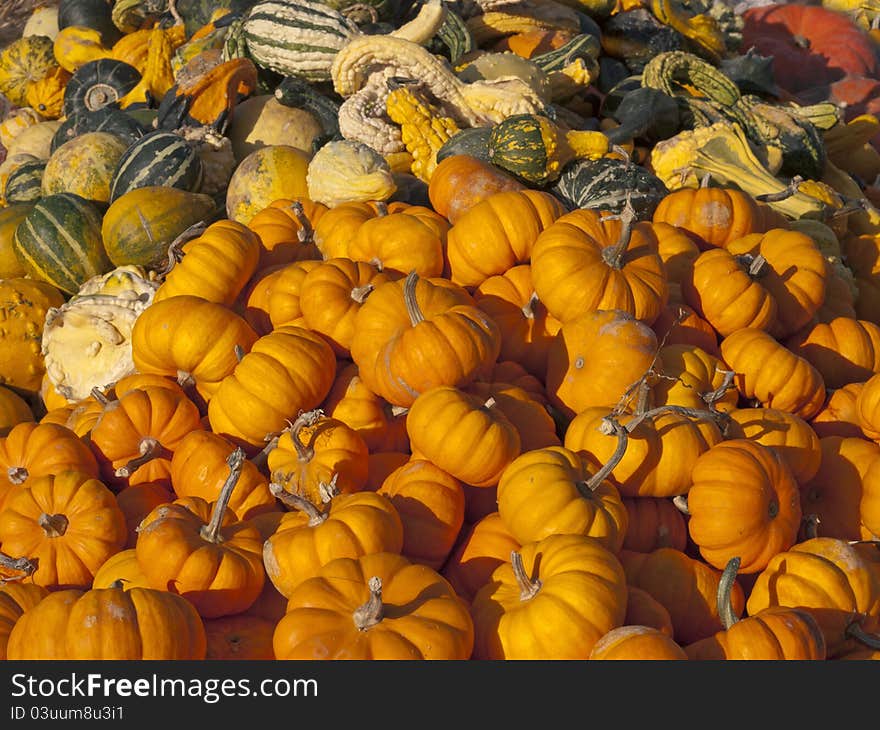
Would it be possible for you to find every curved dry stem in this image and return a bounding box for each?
[269,481,328,527]
[601,195,637,270]
[0,550,37,582]
[285,409,324,462]
[115,437,170,478]
[157,220,207,279]
[353,576,385,631]
[845,620,880,651]
[511,550,542,601]
[717,556,742,630]
[673,494,690,515]
[585,417,628,491]
[199,447,246,543]
[403,270,423,326]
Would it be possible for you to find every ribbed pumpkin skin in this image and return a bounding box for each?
[109,130,204,203]
[13,193,112,295]
[153,220,262,306]
[6,586,207,659]
[101,186,217,269]
[0,583,49,660]
[0,204,31,277]
[41,131,130,203]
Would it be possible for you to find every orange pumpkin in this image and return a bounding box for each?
[469,534,628,659]
[462,380,561,452]
[427,154,526,224]
[786,317,880,390]
[134,448,265,617]
[620,497,688,553]
[88,385,204,490]
[349,272,502,408]
[265,409,370,506]
[496,445,628,553]
[589,625,689,660]
[530,206,669,325]
[265,259,323,329]
[207,325,337,452]
[247,197,327,269]
[446,189,566,287]
[377,458,465,570]
[810,382,866,439]
[115,480,174,548]
[0,581,48,659]
[406,385,521,489]
[0,470,127,589]
[273,551,474,659]
[686,439,802,574]
[262,485,404,598]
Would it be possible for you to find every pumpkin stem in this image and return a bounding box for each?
[521,292,539,320]
[7,466,28,485]
[0,550,37,583]
[353,576,385,630]
[157,220,207,279]
[600,196,637,270]
[699,173,711,189]
[234,344,246,363]
[510,550,542,601]
[717,556,742,630]
[800,513,822,541]
[90,386,111,406]
[390,405,409,418]
[403,270,424,326]
[286,409,324,462]
[269,481,328,526]
[585,417,628,491]
[318,473,340,503]
[38,512,69,537]
[342,2,379,23]
[200,447,246,543]
[482,397,496,411]
[374,202,389,217]
[734,252,767,279]
[168,0,184,26]
[109,579,126,590]
[114,437,170,478]
[845,620,880,650]
[673,494,690,515]
[176,370,196,390]
[251,432,281,473]
[350,284,374,303]
[288,201,316,244]
[701,369,736,411]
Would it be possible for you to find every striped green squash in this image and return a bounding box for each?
[13,193,112,295]
[109,130,204,203]
[51,107,148,154]
[241,0,362,82]
[3,160,46,204]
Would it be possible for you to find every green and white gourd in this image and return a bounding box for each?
[109,130,205,203]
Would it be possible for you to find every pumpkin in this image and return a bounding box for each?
[405,385,521,489]
[24,65,70,120]
[427,154,526,224]
[530,204,669,326]
[810,382,867,440]
[648,342,739,412]
[741,3,878,97]
[496,445,629,553]
[724,407,822,485]
[262,486,404,598]
[651,185,788,250]
[6,583,206,659]
[620,497,688,553]
[320,361,410,454]
[153,219,262,306]
[719,327,826,420]
[134,448,265,618]
[246,197,327,269]
[204,614,276,660]
[207,326,337,453]
[263,408,369,505]
[470,533,628,659]
[654,221,701,305]
[685,557,827,660]
[0,204,31,278]
[786,317,880,391]
[0,386,34,438]
[170,430,277,521]
[62,58,141,117]
[0,581,49,660]
[273,551,474,660]
[131,294,259,404]
[87,385,204,490]
[746,536,880,657]
[347,205,451,280]
[446,189,566,288]
[266,259,323,329]
[237,264,286,336]
[564,404,723,499]
[619,547,746,646]
[858,453,880,539]
[686,439,803,574]
[0,421,100,513]
[91,546,151,589]
[0,469,127,589]
[115,481,174,548]
[349,272,502,409]
[545,308,658,420]
[589,624,689,660]
[298,258,397,357]
[651,302,719,356]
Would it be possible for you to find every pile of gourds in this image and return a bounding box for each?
[3,0,880,661]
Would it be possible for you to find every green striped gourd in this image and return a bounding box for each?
[3,160,46,204]
[50,107,148,154]
[241,0,363,82]
[109,130,204,203]
[13,193,112,295]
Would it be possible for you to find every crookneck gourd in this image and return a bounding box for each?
[640,50,840,180]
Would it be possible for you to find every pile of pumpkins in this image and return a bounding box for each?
[4,0,880,661]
